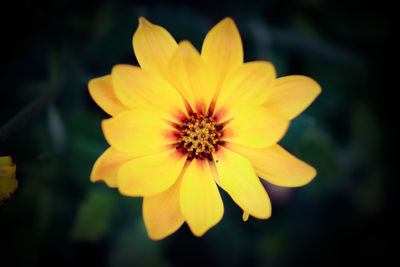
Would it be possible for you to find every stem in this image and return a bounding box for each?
[0,86,59,144]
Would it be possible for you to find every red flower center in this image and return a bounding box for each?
[175,112,224,161]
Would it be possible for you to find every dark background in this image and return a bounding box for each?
[0,0,396,266]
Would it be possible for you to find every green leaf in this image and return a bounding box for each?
[70,188,118,242]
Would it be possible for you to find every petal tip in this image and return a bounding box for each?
[89,170,100,183]
[145,225,169,241]
[242,211,249,222]
[176,40,199,56]
[138,16,151,28]
[189,218,222,237]
[145,218,185,241]
[100,118,110,131]
[87,78,95,90]
[111,63,131,74]
[300,75,322,96]
[220,17,235,25]
[178,40,194,48]
[304,75,322,96]
[191,229,206,237]
[253,205,272,220]
[301,166,318,186]
[147,234,164,241]
[87,76,105,94]
[100,118,114,145]
[220,17,240,33]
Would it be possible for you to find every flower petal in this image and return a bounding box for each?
[213,147,271,219]
[216,61,276,115]
[201,17,243,90]
[0,156,12,165]
[101,109,176,154]
[88,75,127,116]
[90,147,136,188]
[0,157,16,179]
[180,160,224,236]
[143,165,187,240]
[242,211,250,222]
[222,107,290,148]
[112,64,186,122]
[0,156,18,205]
[168,41,217,113]
[226,142,317,187]
[264,75,321,120]
[118,150,187,197]
[133,17,178,78]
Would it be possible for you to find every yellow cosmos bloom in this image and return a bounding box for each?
[89,17,321,240]
[0,156,18,205]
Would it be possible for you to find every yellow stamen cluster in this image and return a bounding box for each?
[176,113,222,160]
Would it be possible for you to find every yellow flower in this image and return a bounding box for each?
[0,156,18,205]
[88,17,321,240]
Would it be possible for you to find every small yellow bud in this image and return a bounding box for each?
[0,156,18,205]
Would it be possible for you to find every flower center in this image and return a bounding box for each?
[176,113,223,160]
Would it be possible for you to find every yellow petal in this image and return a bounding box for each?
[226,143,316,187]
[101,109,177,154]
[112,64,186,122]
[133,17,178,78]
[264,75,321,120]
[216,61,276,115]
[0,156,12,165]
[213,147,271,219]
[88,75,127,116]
[143,164,188,240]
[242,211,249,222]
[118,150,187,197]
[90,147,136,188]
[201,17,243,90]
[222,107,290,148]
[168,41,217,113]
[0,178,18,205]
[0,157,18,205]
[180,160,224,236]
[0,165,16,180]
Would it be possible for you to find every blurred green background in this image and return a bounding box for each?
[0,0,395,266]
